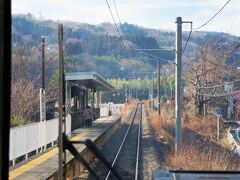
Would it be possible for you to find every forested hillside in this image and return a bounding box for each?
[12,14,240,79]
[11,14,240,125]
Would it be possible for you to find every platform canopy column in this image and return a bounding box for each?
[65,81,71,114]
[96,91,100,108]
[92,90,95,108]
[85,89,88,108]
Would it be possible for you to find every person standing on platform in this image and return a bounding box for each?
[83,106,94,128]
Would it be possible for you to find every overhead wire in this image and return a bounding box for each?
[193,79,240,89]
[182,23,192,54]
[106,0,179,67]
[126,0,236,109]
[106,0,233,87]
[183,0,231,54]
[133,48,175,51]
[224,95,240,110]
[105,0,128,51]
[193,0,231,31]
[112,0,122,26]
[195,89,240,97]
[140,51,175,64]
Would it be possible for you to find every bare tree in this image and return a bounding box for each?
[11,45,58,125]
[186,43,239,115]
[11,79,40,121]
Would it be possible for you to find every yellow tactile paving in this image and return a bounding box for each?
[9,128,90,179]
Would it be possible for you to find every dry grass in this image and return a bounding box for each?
[183,113,217,141]
[167,143,240,170]
[146,101,240,171]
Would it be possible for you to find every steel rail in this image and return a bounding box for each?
[135,104,142,180]
[105,104,139,180]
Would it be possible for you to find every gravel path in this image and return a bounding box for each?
[141,105,164,180]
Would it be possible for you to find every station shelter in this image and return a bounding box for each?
[65,72,114,131]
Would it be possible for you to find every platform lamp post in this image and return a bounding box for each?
[40,36,46,152]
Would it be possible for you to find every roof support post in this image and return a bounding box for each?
[96,91,100,108]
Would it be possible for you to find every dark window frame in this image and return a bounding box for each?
[0,0,11,179]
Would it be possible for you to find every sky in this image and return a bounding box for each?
[12,0,240,36]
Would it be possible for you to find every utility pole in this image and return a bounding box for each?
[152,74,154,110]
[128,84,131,100]
[40,36,46,151]
[148,81,151,108]
[136,87,138,99]
[130,84,132,100]
[157,60,161,115]
[58,24,65,180]
[175,17,182,153]
[125,87,128,102]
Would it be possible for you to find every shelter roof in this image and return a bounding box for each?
[65,72,114,91]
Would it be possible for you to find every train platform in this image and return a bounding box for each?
[9,115,121,180]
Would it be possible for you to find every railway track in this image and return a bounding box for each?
[105,104,142,180]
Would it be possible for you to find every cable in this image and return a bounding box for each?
[193,0,231,31]
[182,23,192,54]
[133,48,175,51]
[105,0,128,51]
[193,79,240,89]
[108,0,178,63]
[195,89,240,97]
[112,0,122,26]
[225,95,240,110]
[105,0,121,36]
[183,0,230,54]
[140,51,175,64]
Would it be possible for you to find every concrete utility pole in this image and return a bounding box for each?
[152,74,154,110]
[148,82,151,108]
[128,84,131,100]
[157,60,161,115]
[58,24,65,180]
[175,17,182,153]
[125,87,128,102]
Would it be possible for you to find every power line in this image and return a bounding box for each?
[133,48,175,51]
[105,0,121,36]
[105,0,128,51]
[183,0,230,53]
[193,79,240,89]
[182,23,192,54]
[140,51,176,65]
[107,0,178,63]
[195,89,240,97]
[112,0,122,26]
[193,0,231,31]
[224,95,240,110]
